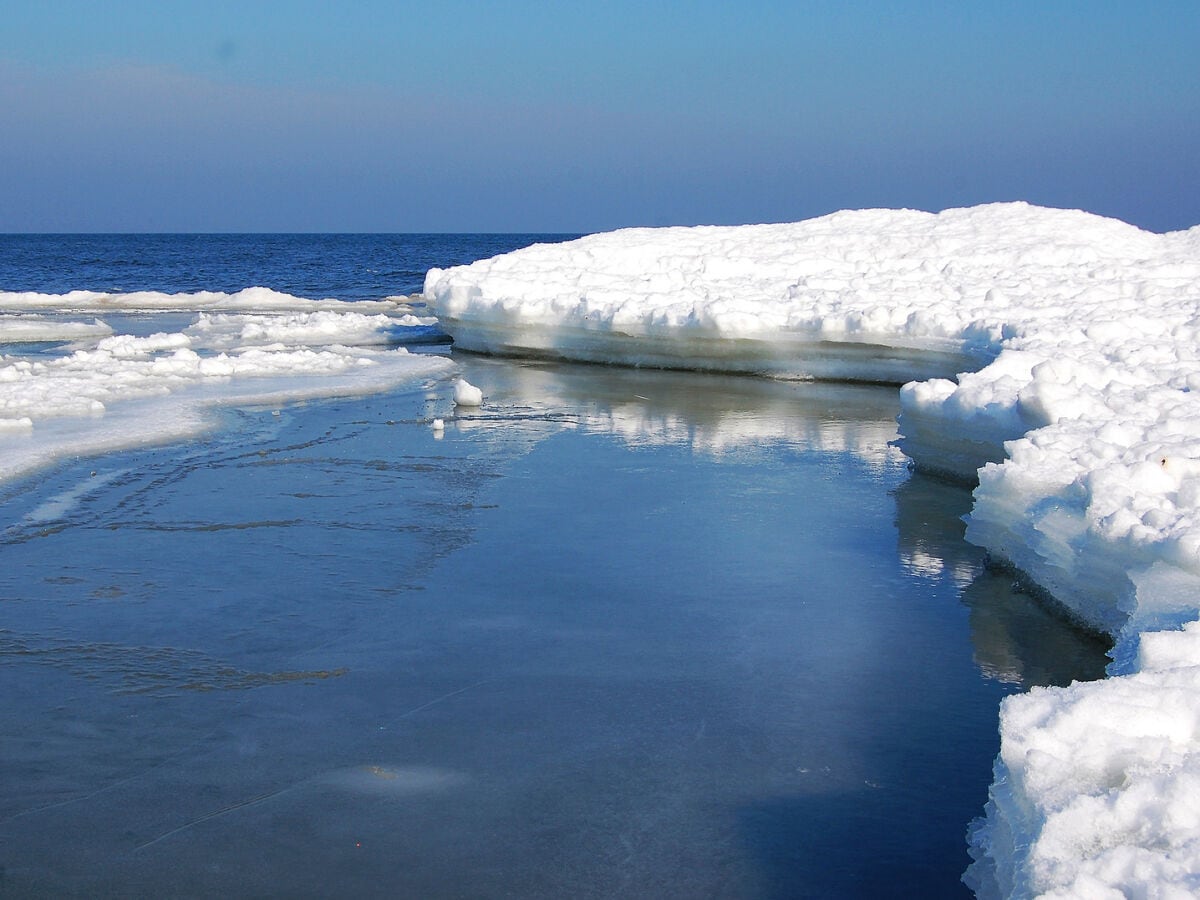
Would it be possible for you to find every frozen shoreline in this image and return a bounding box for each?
[3,213,1197,895]
[1,361,1041,896]
[0,293,451,486]
[425,204,1200,898]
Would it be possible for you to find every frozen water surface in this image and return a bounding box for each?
[0,358,1107,898]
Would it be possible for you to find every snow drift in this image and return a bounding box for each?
[425,203,1200,898]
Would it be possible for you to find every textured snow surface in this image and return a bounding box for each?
[0,314,113,343]
[425,203,1200,898]
[452,378,483,407]
[0,286,404,314]
[966,622,1200,899]
[0,293,452,484]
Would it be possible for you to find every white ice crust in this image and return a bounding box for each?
[0,314,114,343]
[0,291,451,485]
[425,203,1200,898]
[0,286,406,314]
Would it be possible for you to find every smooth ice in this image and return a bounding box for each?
[0,360,1107,897]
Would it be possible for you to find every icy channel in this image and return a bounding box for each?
[0,360,1107,896]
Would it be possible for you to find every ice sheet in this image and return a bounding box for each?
[1,360,1053,896]
[424,203,1200,898]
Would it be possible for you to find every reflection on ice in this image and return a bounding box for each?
[893,472,1111,691]
[446,360,1113,698]
[0,358,1112,896]
[448,359,907,471]
[22,469,127,524]
[959,573,1110,689]
[445,361,1113,695]
[892,473,985,589]
[900,545,977,587]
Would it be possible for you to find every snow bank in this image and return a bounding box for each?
[424,203,1200,898]
[425,211,1016,382]
[966,622,1200,899]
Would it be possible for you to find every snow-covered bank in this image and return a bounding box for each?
[965,623,1200,898]
[0,292,451,485]
[425,203,1200,897]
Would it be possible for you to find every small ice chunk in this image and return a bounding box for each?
[0,416,34,432]
[453,379,483,407]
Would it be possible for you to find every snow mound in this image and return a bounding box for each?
[424,202,1200,898]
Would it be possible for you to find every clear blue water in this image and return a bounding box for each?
[0,236,1109,897]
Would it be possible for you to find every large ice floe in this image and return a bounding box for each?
[0,289,450,485]
[426,203,1200,898]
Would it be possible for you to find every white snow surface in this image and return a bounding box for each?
[0,296,453,485]
[453,378,483,407]
[425,203,1200,898]
[0,314,114,343]
[184,310,437,349]
[0,286,407,314]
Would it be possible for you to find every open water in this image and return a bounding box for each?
[0,235,1110,898]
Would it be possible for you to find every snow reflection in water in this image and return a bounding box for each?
[0,357,1107,897]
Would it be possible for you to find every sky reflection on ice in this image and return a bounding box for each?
[0,358,1108,897]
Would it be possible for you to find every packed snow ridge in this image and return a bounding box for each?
[426,203,1200,898]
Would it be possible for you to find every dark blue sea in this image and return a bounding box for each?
[0,233,578,301]
[0,235,1108,898]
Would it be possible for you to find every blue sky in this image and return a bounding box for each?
[2,1,1196,232]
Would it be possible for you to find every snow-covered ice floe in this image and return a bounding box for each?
[0,314,114,344]
[425,203,1200,898]
[0,290,451,485]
